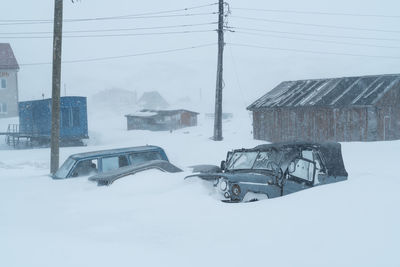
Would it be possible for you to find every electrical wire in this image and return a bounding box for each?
[231,30,400,49]
[231,16,400,34]
[226,34,249,107]
[19,43,216,66]
[227,42,400,59]
[0,22,218,35]
[0,3,218,23]
[228,26,400,42]
[0,12,218,26]
[0,29,216,39]
[232,7,400,19]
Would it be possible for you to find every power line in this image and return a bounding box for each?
[231,30,400,49]
[20,43,216,66]
[226,33,248,107]
[233,7,400,19]
[0,2,218,23]
[227,42,400,59]
[0,29,216,39]
[231,15,400,34]
[0,12,218,26]
[0,22,218,35]
[229,26,400,42]
[65,12,218,22]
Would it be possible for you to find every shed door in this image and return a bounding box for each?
[181,113,190,126]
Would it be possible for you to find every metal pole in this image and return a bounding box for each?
[213,0,224,141]
[50,0,63,174]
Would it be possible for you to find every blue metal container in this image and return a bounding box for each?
[18,96,88,144]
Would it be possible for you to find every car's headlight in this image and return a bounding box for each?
[219,179,228,191]
[232,184,241,196]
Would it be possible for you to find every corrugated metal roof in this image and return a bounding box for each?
[247,74,400,110]
[0,43,19,70]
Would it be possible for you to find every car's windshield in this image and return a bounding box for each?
[227,152,258,170]
[226,150,283,171]
[54,157,76,178]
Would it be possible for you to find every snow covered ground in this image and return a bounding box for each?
[0,112,399,267]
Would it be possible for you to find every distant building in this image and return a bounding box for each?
[125,109,199,131]
[138,91,169,110]
[91,88,137,112]
[0,43,19,118]
[205,112,233,120]
[248,74,400,142]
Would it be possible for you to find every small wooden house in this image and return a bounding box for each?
[248,74,400,142]
[125,109,199,131]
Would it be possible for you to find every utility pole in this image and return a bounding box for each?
[213,0,224,141]
[50,0,63,174]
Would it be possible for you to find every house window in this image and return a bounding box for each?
[0,103,7,114]
[0,78,6,89]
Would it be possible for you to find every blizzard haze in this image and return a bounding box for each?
[2,0,400,113]
[1,1,400,267]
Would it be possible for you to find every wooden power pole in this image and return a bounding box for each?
[213,0,224,141]
[50,0,63,174]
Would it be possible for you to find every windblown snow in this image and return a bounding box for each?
[0,111,399,267]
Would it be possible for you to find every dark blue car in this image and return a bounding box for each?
[54,146,171,179]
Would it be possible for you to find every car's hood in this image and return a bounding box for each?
[189,164,221,173]
[186,171,273,184]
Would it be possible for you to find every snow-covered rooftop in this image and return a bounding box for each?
[248,73,400,109]
[0,43,19,70]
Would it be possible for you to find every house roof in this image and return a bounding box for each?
[247,74,400,110]
[0,43,19,70]
[126,109,199,118]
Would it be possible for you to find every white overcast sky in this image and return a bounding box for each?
[2,0,400,112]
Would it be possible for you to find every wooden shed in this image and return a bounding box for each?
[247,74,400,142]
[125,109,198,131]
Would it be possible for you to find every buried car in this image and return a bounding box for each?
[186,142,348,202]
[89,159,182,186]
[53,145,181,181]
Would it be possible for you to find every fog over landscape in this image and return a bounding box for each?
[3,0,400,113]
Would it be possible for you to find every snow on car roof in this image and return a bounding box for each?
[70,145,163,160]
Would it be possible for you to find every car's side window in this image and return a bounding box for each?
[102,155,129,172]
[289,158,315,182]
[129,151,163,166]
[71,159,98,177]
[302,149,324,171]
[253,152,272,170]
